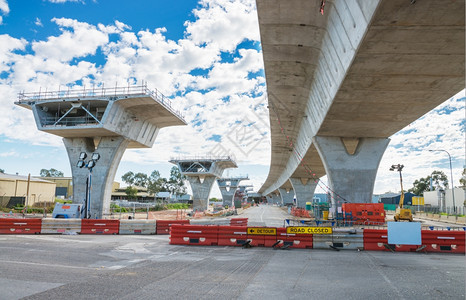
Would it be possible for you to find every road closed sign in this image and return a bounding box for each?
[286,226,333,235]
[247,227,277,235]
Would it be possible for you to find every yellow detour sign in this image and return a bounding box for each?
[286,227,333,235]
[247,227,277,235]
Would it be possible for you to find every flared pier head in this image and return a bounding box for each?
[15,84,186,218]
[217,176,248,207]
[170,156,237,212]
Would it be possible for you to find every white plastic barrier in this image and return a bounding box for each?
[119,219,156,235]
[313,228,364,250]
[41,218,82,234]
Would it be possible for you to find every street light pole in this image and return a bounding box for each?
[429,149,456,213]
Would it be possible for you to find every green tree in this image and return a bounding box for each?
[167,166,187,199]
[0,168,4,173]
[121,171,135,186]
[147,170,167,197]
[40,168,64,177]
[459,167,466,188]
[125,186,138,200]
[408,170,449,196]
[133,172,148,187]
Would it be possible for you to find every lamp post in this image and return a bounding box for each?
[77,152,100,218]
[389,164,405,207]
[429,149,456,213]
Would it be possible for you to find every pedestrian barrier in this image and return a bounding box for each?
[217,225,248,246]
[0,218,42,234]
[156,219,190,235]
[229,218,248,226]
[313,228,364,250]
[276,227,313,249]
[169,224,219,246]
[119,219,156,235]
[41,218,81,234]
[421,229,465,254]
[81,219,119,234]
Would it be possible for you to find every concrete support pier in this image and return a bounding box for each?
[313,136,390,213]
[267,192,281,205]
[15,84,186,218]
[289,178,318,208]
[170,157,237,212]
[217,177,248,207]
[279,188,294,206]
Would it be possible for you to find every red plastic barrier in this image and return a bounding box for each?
[229,218,248,226]
[156,220,190,235]
[0,218,42,234]
[421,230,465,254]
[217,225,248,246]
[362,228,465,253]
[81,219,119,234]
[276,227,313,249]
[169,224,218,246]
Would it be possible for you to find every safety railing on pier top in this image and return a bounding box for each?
[16,83,185,121]
[170,155,237,162]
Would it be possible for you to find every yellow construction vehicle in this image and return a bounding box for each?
[389,164,413,222]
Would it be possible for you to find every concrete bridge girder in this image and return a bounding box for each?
[64,136,129,218]
[278,188,294,205]
[187,176,217,212]
[313,136,390,214]
[289,177,318,209]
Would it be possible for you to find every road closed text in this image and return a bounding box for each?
[286,226,333,234]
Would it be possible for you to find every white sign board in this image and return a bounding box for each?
[387,222,421,245]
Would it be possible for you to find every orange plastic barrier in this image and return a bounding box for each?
[217,225,248,246]
[157,219,190,235]
[169,224,218,246]
[0,218,42,234]
[421,229,465,254]
[229,218,248,226]
[362,229,416,251]
[80,219,119,234]
[276,227,313,249]
[343,203,385,225]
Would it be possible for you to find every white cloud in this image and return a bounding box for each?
[35,17,43,27]
[32,18,110,62]
[48,0,83,3]
[0,0,9,14]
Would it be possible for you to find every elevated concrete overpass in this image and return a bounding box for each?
[257,0,465,209]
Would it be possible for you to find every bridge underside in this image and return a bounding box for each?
[258,0,465,200]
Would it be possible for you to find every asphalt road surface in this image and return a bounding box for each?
[0,206,464,300]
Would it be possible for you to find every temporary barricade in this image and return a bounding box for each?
[229,218,248,226]
[276,227,313,249]
[246,227,278,247]
[119,219,156,235]
[41,218,81,234]
[217,225,248,246]
[0,218,42,234]
[362,229,421,252]
[313,228,364,250]
[190,219,230,226]
[156,220,190,235]
[169,224,219,246]
[421,229,465,254]
[81,219,119,234]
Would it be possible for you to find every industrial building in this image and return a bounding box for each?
[0,173,56,208]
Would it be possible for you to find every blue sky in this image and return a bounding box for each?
[0,0,464,198]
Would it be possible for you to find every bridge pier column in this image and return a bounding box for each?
[279,188,294,206]
[64,136,130,219]
[186,176,217,212]
[267,193,281,205]
[313,136,390,214]
[289,178,318,208]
